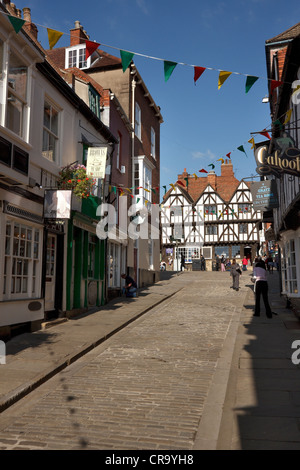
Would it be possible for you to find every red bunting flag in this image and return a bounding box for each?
[226,152,231,159]
[194,66,206,84]
[86,40,101,60]
[270,80,283,94]
[176,180,185,187]
[199,169,208,173]
[259,129,271,140]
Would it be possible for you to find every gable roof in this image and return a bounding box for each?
[266,22,300,44]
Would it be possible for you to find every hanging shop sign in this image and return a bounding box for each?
[86,147,108,179]
[44,190,72,219]
[254,132,300,177]
[250,180,279,211]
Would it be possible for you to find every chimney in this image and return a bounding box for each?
[23,7,38,40]
[207,170,217,188]
[70,21,90,46]
[221,159,234,178]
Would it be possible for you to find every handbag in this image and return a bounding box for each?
[236,264,242,275]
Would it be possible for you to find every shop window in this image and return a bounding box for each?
[282,239,298,294]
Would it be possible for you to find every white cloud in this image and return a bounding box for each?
[192,149,216,161]
[136,0,149,14]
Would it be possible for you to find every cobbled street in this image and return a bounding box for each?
[0,273,248,450]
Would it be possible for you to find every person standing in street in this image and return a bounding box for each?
[230,258,241,291]
[242,256,248,271]
[252,258,274,318]
[221,255,226,272]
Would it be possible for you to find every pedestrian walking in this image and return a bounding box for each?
[230,258,242,291]
[180,254,185,271]
[221,255,226,272]
[252,258,275,318]
[200,255,206,271]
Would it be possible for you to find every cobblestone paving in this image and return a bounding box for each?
[0,274,247,450]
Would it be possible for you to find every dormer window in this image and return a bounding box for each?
[65,45,90,69]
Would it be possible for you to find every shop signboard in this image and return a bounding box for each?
[250,180,279,211]
[254,132,300,177]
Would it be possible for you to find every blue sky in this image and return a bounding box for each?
[12,0,300,198]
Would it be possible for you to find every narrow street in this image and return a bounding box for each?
[0,272,248,450]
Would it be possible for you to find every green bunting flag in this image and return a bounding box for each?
[184,177,189,187]
[245,76,259,94]
[164,61,177,82]
[208,163,215,170]
[8,15,25,34]
[120,50,134,72]
[163,185,167,194]
[237,145,248,157]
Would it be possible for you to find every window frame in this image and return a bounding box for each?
[42,99,60,163]
[135,102,141,140]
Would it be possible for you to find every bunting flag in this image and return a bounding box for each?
[164,61,177,82]
[248,137,255,149]
[218,71,232,90]
[208,163,215,170]
[217,158,224,164]
[226,152,231,159]
[176,180,185,187]
[47,28,64,50]
[193,173,198,179]
[120,50,134,72]
[273,119,283,129]
[270,80,283,94]
[259,129,271,140]
[237,145,248,157]
[86,40,101,59]
[245,75,259,94]
[194,66,206,84]
[283,109,292,125]
[184,177,189,187]
[163,185,167,194]
[199,169,208,173]
[8,15,25,34]
[169,183,176,190]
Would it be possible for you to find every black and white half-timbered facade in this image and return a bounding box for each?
[161,162,263,270]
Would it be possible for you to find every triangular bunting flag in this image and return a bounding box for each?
[248,138,255,149]
[47,28,64,50]
[259,129,271,140]
[245,76,259,94]
[270,80,282,94]
[217,158,224,164]
[237,145,248,157]
[184,177,189,187]
[283,109,292,125]
[164,61,177,82]
[208,164,215,170]
[218,71,232,89]
[273,119,283,129]
[193,173,198,179]
[226,152,231,159]
[176,180,185,187]
[86,40,101,60]
[162,186,167,194]
[169,183,176,191]
[120,50,134,72]
[8,15,25,34]
[199,169,208,173]
[194,66,206,84]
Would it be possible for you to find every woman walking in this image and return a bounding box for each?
[221,255,226,272]
[230,258,242,291]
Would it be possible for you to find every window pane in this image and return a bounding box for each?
[7,91,23,136]
[51,107,59,135]
[8,52,27,100]
[44,102,51,129]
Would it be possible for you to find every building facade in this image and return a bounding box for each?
[161,161,262,270]
[263,24,300,308]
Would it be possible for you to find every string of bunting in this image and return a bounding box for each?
[3,11,295,204]
[5,11,289,92]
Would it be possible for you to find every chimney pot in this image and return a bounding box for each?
[23,7,31,22]
[74,21,81,29]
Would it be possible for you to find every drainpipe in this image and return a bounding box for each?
[131,67,139,286]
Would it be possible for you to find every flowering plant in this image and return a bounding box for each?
[58,163,96,199]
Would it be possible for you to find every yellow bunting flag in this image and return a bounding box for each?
[218,71,232,90]
[283,109,292,125]
[47,28,63,50]
[217,158,224,164]
[248,138,255,149]
[193,173,198,179]
[169,184,176,191]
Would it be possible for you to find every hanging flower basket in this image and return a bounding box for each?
[57,163,96,199]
